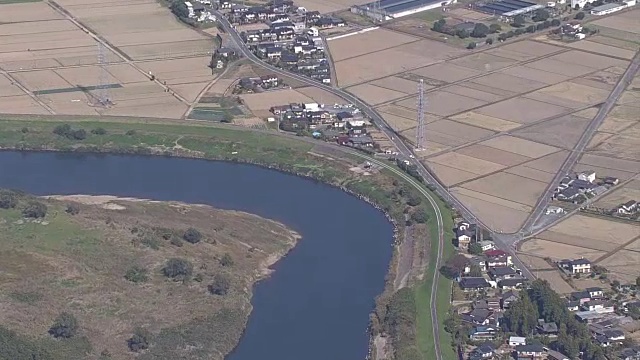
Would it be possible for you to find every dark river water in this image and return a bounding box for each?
[0,151,393,360]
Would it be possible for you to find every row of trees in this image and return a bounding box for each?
[0,190,48,218]
[52,124,107,141]
[503,280,606,359]
[432,19,502,39]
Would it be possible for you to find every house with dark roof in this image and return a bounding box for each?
[469,326,498,341]
[618,347,640,360]
[570,290,592,304]
[559,258,591,274]
[514,344,544,359]
[502,291,519,309]
[470,342,495,360]
[618,200,638,215]
[498,277,526,290]
[566,300,580,312]
[459,277,491,292]
[537,320,559,335]
[586,287,603,298]
[488,266,517,281]
[461,308,493,326]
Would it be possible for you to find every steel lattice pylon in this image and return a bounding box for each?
[416,79,426,150]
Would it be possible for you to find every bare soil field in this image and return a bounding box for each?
[480,135,559,158]
[428,152,505,175]
[600,250,640,283]
[119,40,213,61]
[451,188,530,232]
[0,2,63,22]
[293,0,369,13]
[517,254,554,270]
[369,76,421,94]
[449,111,520,131]
[588,132,640,163]
[240,89,313,110]
[296,86,346,105]
[456,144,531,166]
[547,214,640,245]
[396,91,487,117]
[525,58,598,77]
[425,162,481,187]
[579,153,640,173]
[551,50,628,70]
[0,75,29,97]
[41,92,101,115]
[347,83,409,105]
[566,40,636,60]
[470,72,548,93]
[11,69,72,91]
[524,90,593,110]
[622,236,640,251]
[591,9,640,35]
[500,65,571,85]
[537,230,618,252]
[535,271,575,294]
[104,95,188,119]
[335,39,461,86]
[410,62,482,83]
[442,85,505,102]
[504,164,556,183]
[328,29,419,62]
[171,82,211,103]
[56,66,122,87]
[380,112,417,132]
[105,63,150,84]
[475,97,569,124]
[573,164,637,183]
[460,172,547,206]
[450,52,517,72]
[426,119,495,142]
[594,181,640,209]
[589,34,640,50]
[500,40,564,57]
[521,150,568,173]
[512,114,592,149]
[533,81,611,105]
[460,81,515,97]
[137,57,214,81]
[0,95,49,115]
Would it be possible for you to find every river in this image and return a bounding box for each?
[0,151,394,360]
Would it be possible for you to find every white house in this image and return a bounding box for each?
[560,258,591,274]
[546,206,565,215]
[571,0,597,8]
[578,170,596,183]
[618,200,638,215]
[509,336,526,346]
[478,240,495,251]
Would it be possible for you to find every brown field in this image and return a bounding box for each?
[579,153,640,173]
[240,89,313,110]
[376,104,420,121]
[512,115,592,149]
[296,86,346,105]
[0,2,63,22]
[505,164,556,183]
[335,39,461,86]
[56,66,122,87]
[428,152,505,175]
[328,29,419,62]
[594,181,640,209]
[451,188,530,232]
[537,230,618,252]
[104,95,188,119]
[171,82,212,103]
[600,250,640,283]
[425,119,495,142]
[410,62,482,83]
[450,111,520,131]
[480,135,559,158]
[534,81,611,106]
[450,52,517,72]
[500,65,571,85]
[475,97,569,124]
[591,9,640,35]
[525,58,597,77]
[0,75,30,97]
[293,0,370,13]
[500,40,564,57]
[370,76,421,94]
[517,254,553,270]
[470,72,548,93]
[347,83,409,105]
[460,81,515,97]
[535,271,575,294]
[442,85,504,102]
[520,238,605,261]
[456,144,530,166]
[551,50,628,70]
[380,112,417,132]
[547,214,640,245]
[567,40,636,60]
[396,91,488,117]
[521,150,569,173]
[426,162,478,186]
[0,95,49,115]
[460,172,547,206]
[11,69,72,91]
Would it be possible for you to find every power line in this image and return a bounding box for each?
[416,78,426,150]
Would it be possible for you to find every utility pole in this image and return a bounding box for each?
[416,79,426,150]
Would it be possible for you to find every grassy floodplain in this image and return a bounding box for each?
[0,116,455,360]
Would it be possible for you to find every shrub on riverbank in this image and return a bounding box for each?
[384,288,420,359]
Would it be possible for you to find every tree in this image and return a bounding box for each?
[53,124,72,137]
[70,129,86,140]
[515,28,526,35]
[543,20,551,28]
[527,25,536,33]
[486,37,494,45]
[22,201,47,218]
[467,42,476,49]
[533,8,550,21]
[169,0,189,18]
[410,208,428,224]
[127,328,150,352]
[65,203,80,215]
[468,243,483,255]
[0,190,17,209]
[162,258,193,279]
[221,113,233,123]
[536,22,545,31]
[636,276,640,287]
[220,253,234,267]
[513,15,525,27]
[208,273,231,295]
[456,29,469,39]
[406,193,421,207]
[439,254,469,279]
[183,228,202,244]
[468,264,483,277]
[575,11,585,19]
[48,312,78,339]
[124,265,149,283]
[432,18,446,32]
[551,18,561,26]
[612,280,621,289]
[489,23,501,33]
[471,23,490,38]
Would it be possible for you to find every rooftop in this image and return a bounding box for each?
[592,2,626,11]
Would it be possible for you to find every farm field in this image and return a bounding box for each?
[327,21,639,232]
[0,0,216,118]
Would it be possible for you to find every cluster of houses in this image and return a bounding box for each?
[184,0,216,23]
[221,0,346,83]
[269,102,375,147]
[554,170,618,203]
[234,74,281,93]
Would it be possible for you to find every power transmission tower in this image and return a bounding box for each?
[94,42,112,107]
[416,79,426,150]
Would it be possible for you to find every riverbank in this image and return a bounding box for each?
[0,191,298,359]
[0,116,455,359]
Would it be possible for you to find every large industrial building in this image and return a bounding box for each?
[477,0,543,17]
[351,0,457,21]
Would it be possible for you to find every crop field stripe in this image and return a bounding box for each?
[32,83,122,95]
